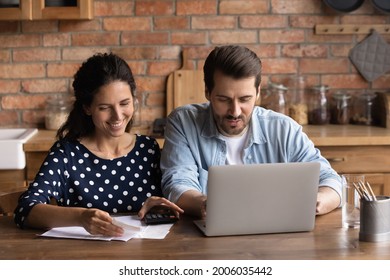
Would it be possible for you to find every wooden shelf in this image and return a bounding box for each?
[315,24,390,35]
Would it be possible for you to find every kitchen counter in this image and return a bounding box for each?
[23,126,162,152]
[302,125,390,146]
[20,125,390,196]
[23,125,390,152]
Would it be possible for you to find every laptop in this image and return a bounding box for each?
[194,162,321,237]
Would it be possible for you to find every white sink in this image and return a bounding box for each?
[0,128,38,169]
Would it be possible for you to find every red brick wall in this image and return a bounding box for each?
[0,0,389,128]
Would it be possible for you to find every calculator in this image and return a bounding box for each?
[143,209,178,225]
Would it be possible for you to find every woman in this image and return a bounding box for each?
[14,53,183,237]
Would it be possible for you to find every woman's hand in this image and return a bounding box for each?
[138,196,184,219]
[80,208,124,237]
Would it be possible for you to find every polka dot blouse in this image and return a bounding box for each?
[14,135,162,229]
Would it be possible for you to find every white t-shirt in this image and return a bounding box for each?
[219,131,249,165]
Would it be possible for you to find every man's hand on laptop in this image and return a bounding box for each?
[201,199,207,219]
[316,186,341,215]
[177,190,207,218]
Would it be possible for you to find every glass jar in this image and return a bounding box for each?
[132,97,141,127]
[330,91,351,125]
[351,92,377,126]
[308,85,329,125]
[45,95,72,130]
[262,81,287,115]
[288,76,308,125]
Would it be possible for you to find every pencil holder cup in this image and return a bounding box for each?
[359,196,390,242]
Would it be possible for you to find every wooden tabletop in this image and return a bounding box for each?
[1,210,389,260]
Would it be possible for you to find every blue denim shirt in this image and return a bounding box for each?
[160,103,342,204]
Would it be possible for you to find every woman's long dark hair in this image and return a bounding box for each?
[57,53,137,141]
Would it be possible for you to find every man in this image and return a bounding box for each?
[161,45,341,218]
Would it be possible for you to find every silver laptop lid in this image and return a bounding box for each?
[202,162,320,236]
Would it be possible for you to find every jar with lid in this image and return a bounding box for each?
[262,81,287,115]
[45,95,73,130]
[330,91,351,125]
[351,92,377,125]
[308,85,329,125]
[288,76,308,125]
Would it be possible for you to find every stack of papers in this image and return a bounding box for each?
[39,215,174,242]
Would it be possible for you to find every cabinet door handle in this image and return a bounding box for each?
[326,157,345,162]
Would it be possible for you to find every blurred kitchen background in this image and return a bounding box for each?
[1,0,390,131]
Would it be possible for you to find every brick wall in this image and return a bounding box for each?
[0,0,389,129]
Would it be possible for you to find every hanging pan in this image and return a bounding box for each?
[371,0,390,14]
[323,0,365,13]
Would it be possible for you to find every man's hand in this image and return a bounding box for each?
[316,186,341,215]
[177,190,207,218]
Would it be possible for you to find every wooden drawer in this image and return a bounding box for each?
[0,184,27,216]
[0,170,26,191]
[25,152,47,182]
[318,146,390,173]
[363,173,390,196]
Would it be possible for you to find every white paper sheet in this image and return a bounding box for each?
[39,215,174,241]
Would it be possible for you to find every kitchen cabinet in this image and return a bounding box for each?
[303,125,390,196]
[0,170,26,192]
[32,0,93,20]
[322,146,390,195]
[0,0,32,20]
[0,0,93,21]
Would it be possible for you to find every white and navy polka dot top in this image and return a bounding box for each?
[14,135,162,228]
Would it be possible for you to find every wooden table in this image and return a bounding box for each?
[1,210,390,260]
